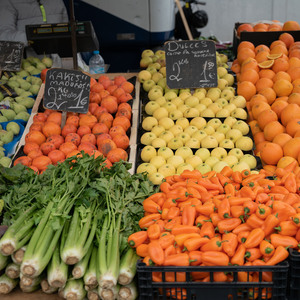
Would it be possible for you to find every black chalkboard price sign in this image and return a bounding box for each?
[0,41,24,71]
[44,68,90,113]
[164,40,218,89]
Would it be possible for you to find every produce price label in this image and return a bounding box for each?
[44,68,90,113]
[0,41,24,71]
[164,40,218,89]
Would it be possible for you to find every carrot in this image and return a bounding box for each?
[184,237,209,252]
[245,248,262,262]
[171,225,200,235]
[180,169,202,180]
[202,251,229,266]
[217,218,242,234]
[148,240,164,265]
[244,228,265,249]
[232,223,253,235]
[270,233,299,248]
[182,205,196,226]
[228,197,252,206]
[275,220,298,236]
[139,213,161,229]
[259,240,274,257]
[200,221,215,239]
[188,251,202,266]
[163,253,190,266]
[147,223,161,240]
[159,233,175,249]
[174,233,200,247]
[128,231,148,248]
[222,232,238,257]
[265,245,289,266]
[231,244,246,266]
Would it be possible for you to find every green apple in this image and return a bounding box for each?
[189,117,206,129]
[210,147,228,160]
[216,109,231,118]
[206,88,221,101]
[136,162,157,175]
[148,88,163,101]
[178,104,190,114]
[222,155,239,167]
[158,164,176,177]
[140,56,153,68]
[185,96,199,107]
[207,118,222,130]
[195,148,210,161]
[194,88,207,95]
[142,49,154,58]
[159,117,175,130]
[159,67,166,77]
[177,163,194,174]
[215,98,228,108]
[138,70,152,83]
[185,138,200,149]
[145,101,160,115]
[141,145,157,162]
[216,124,231,134]
[195,104,207,114]
[221,89,235,100]
[171,97,184,107]
[148,172,165,185]
[208,103,222,114]
[212,132,225,144]
[149,61,161,69]
[193,91,206,100]
[151,72,164,83]
[150,155,166,169]
[202,125,215,135]
[205,156,220,168]
[151,138,167,148]
[235,136,254,151]
[157,78,167,90]
[143,79,156,92]
[155,96,167,106]
[223,73,235,86]
[168,138,184,150]
[228,148,244,160]
[232,161,250,172]
[217,78,229,90]
[141,132,157,145]
[192,130,208,143]
[185,155,203,168]
[178,91,192,101]
[220,54,228,64]
[175,132,191,144]
[175,146,193,160]
[157,147,174,160]
[200,108,215,118]
[184,108,200,118]
[201,136,218,149]
[219,138,235,149]
[213,161,229,173]
[226,129,243,142]
[169,125,183,136]
[155,49,165,57]
[200,97,213,107]
[195,163,211,174]
[224,116,237,128]
[153,107,169,120]
[230,95,246,108]
[164,91,178,101]
[146,66,158,75]
[239,154,257,169]
[159,131,174,143]
[184,125,198,137]
[163,102,177,113]
[217,66,228,78]
[167,155,185,168]
[223,104,237,113]
[151,125,165,137]
[169,110,183,120]
[232,120,249,135]
[142,116,158,131]
[176,118,190,130]
[231,108,248,120]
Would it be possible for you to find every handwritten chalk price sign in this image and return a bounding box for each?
[44,68,90,113]
[164,40,218,89]
[0,41,24,71]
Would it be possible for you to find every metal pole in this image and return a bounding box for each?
[174,0,193,41]
[69,0,78,69]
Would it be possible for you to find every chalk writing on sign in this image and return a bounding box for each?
[0,41,24,71]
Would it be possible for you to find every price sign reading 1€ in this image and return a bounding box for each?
[164,40,218,89]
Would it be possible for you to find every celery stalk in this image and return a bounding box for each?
[20,273,42,287]
[41,279,58,294]
[5,262,20,279]
[118,248,139,285]
[118,282,138,300]
[62,278,87,300]
[11,246,26,265]
[88,288,100,300]
[0,252,9,271]
[0,273,18,294]
[72,244,93,279]
[99,285,120,300]
[84,246,98,288]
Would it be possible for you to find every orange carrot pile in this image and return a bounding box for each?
[128,161,300,283]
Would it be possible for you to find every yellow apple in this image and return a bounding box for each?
[140,56,153,68]
[153,107,169,120]
[220,89,235,100]
[146,66,158,75]
[157,147,174,160]
[195,148,210,161]
[226,129,243,142]
[210,147,228,160]
[141,145,157,162]
[185,155,203,168]
[230,95,246,108]
[184,108,200,118]
[206,88,221,101]
[216,124,231,134]
[177,163,194,174]
[171,97,184,107]
[205,156,220,168]
[159,131,174,143]
[215,98,228,108]
[239,154,257,169]
[159,117,175,130]
[179,88,191,94]
[219,138,235,149]
[151,138,167,148]
[150,155,166,169]
[167,155,185,168]
[223,104,237,114]
[192,130,208,142]
[145,101,160,115]
[164,91,178,101]
[185,138,200,149]
[142,49,154,58]
[185,96,199,107]
[141,132,157,145]
[157,78,167,90]
[175,146,194,160]
[175,132,191,144]
[158,164,176,177]
[228,148,244,160]
[201,136,218,149]
[223,116,237,128]
[231,108,248,120]
[148,172,165,185]
[223,73,235,86]
[217,78,229,90]
[217,66,228,78]
[176,118,190,130]
[169,109,183,120]
[193,91,206,100]
[179,91,192,101]
[200,97,213,107]
[189,117,207,129]
[195,104,207,114]
[143,79,156,92]
[202,125,215,135]
[212,132,225,143]
[142,116,158,131]
[178,104,190,114]
[138,70,152,83]
[151,72,164,83]
[168,138,184,150]
[232,161,250,172]
[207,118,222,130]
[216,109,230,118]
[151,125,165,137]
[184,125,199,136]
[155,96,167,106]
[136,162,157,175]
[148,88,164,101]
[194,88,206,94]
[213,161,229,173]
[163,102,177,113]
[222,155,239,167]
[150,84,164,93]
[169,125,183,136]
[232,120,249,135]
[159,66,166,77]
[195,163,211,174]
[235,136,253,151]
[208,103,222,114]
[200,108,215,118]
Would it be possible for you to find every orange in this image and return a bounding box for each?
[249,94,268,109]
[253,23,269,32]
[295,130,300,138]
[46,135,64,149]
[286,118,300,137]
[237,40,255,51]
[260,142,283,165]
[237,81,256,101]
[47,112,62,126]
[23,142,40,155]
[267,53,283,60]
[263,121,285,142]
[14,156,32,167]
[255,45,270,54]
[239,68,259,84]
[248,120,261,136]
[277,156,297,169]
[255,51,269,63]
[98,139,117,156]
[48,150,66,165]
[268,23,283,31]
[77,125,92,137]
[59,142,78,156]
[255,77,273,92]
[287,67,300,81]
[107,148,128,163]
[254,131,266,145]
[25,131,46,146]
[241,57,259,73]
[272,71,291,82]
[32,155,52,172]
[113,135,130,150]
[256,109,278,130]
[282,21,300,31]
[279,32,295,48]
[288,93,300,105]
[270,44,288,56]
[65,133,81,146]
[272,58,289,73]
[251,101,271,120]
[289,49,300,60]
[273,133,292,148]
[231,63,241,74]
[255,141,269,155]
[79,115,98,129]
[237,48,256,64]
[259,69,275,80]
[270,40,286,50]
[283,137,300,159]
[258,60,274,69]
[273,79,293,96]
[289,57,300,69]
[271,100,288,118]
[258,87,277,105]
[281,103,300,126]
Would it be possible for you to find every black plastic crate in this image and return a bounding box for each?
[288,249,300,300]
[137,261,289,300]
